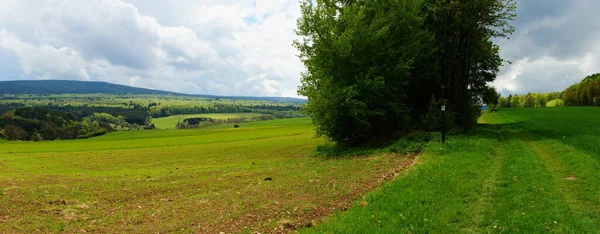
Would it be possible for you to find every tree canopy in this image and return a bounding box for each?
[296,0,516,145]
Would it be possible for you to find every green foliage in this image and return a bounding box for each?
[0,107,116,141]
[3,125,29,141]
[483,87,500,106]
[498,97,509,108]
[31,132,43,142]
[295,0,515,145]
[388,131,434,154]
[76,128,108,139]
[424,0,516,129]
[510,95,521,108]
[0,93,305,122]
[562,73,600,106]
[296,0,435,145]
[422,96,456,131]
[546,99,565,107]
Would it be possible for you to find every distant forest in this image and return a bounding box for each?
[497,74,600,108]
[0,80,307,103]
[0,81,307,141]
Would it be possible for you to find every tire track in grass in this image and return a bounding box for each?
[530,140,600,229]
[480,130,596,233]
[470,127,506,232]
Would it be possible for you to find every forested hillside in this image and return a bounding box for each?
[497,73,600,108]
[562,73,600,106]
[0,80,306,103]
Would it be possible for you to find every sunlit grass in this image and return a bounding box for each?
[151,113,269,129]
[0,118,415,233]
[305,107,600,232]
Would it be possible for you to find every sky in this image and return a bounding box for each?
[0,0,598,97]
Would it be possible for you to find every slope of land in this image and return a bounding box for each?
[0,118,416,233]
[152,113,269,129]
[0,80,306,103]
[306,107,600,233]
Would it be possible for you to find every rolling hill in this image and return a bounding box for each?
[0,80,306,103]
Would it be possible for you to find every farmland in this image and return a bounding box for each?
[305,107,600,233]
[152,113,269,129]
[0,118,416,233]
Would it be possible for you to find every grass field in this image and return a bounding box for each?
[152,113,269,129]
[305,107,600,233]
[3,108,600,233]
[0,118,416,233]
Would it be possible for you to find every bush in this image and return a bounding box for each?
[77,128,108,139]
[388,132,434,154]
[0,129,5,139]
[31,132,43,141]
[234,124,240,128]
[3,125,29,141]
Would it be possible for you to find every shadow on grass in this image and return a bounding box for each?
[475,122,547,143]
[312,132,435,158]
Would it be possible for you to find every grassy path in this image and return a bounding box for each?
[305,108,600,233]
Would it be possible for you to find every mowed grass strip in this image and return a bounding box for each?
[530,140,600,227]
[152,113,268,129]
[0,118,416,233]
[479,130,596,232]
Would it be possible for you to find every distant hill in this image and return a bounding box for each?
[0,80,306,103]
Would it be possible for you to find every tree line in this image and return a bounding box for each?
[495,73,600,108]
[295,0,516,145]
[0,107,154,141]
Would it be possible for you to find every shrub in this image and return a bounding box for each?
[388,132,434,154]
[31,132,43,142]
[0,129,5,139]
[3,125,29,141]
[234,124,240,128]
[77,128,108,139]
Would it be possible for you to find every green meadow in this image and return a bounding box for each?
[305,107,600,233]
[0,118,415,233]
[2,108,600,233]
[152,113,269,129]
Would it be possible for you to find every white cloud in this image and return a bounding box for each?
[0,0,304,97]
[4,0,595,98]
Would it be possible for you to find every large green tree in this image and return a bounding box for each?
[423,0,516,128]
[296,0,515,145]
[295,0,434,144]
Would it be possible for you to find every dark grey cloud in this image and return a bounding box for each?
[495,0,600,95]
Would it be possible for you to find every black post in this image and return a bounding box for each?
[441,86,446,144]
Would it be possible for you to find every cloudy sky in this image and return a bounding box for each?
[0,0,598,97]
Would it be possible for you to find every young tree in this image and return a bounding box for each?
[483,87,500,106]
[498,97,508,108]
[510,95,520,108]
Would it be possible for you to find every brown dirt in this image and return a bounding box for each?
[198,153,419,234]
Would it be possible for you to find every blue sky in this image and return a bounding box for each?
[0,0,598,97]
